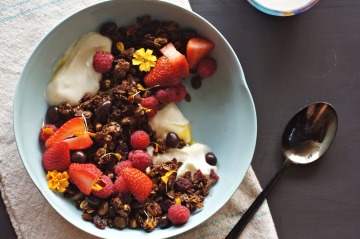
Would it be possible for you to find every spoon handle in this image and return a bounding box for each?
[225,161,291,239]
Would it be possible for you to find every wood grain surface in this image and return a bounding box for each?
[1,0,360,238]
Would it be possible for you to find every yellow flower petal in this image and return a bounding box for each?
[132,59,143,66]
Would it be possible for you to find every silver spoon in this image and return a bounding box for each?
[226,102,338,239]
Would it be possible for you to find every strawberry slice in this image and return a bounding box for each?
[45,117,93,150]
[144,56,181,87]
[122,167,153,202]
[68,163,102,195]
[42,141,71,172]
[63,132,93,150]
[186,37,214,69]
[160,42,189,78]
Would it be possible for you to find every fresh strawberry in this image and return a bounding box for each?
[196,57,217,78]
[42,141,71,172]
[92,175,114,198]
[186,37,214,69]
[160,42,189,78]
[122,167,153,202]
[45,117,93,150]
[68,163,102,195]
[144,56,181,87]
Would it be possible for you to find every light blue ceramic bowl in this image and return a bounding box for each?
[13,1,257,238]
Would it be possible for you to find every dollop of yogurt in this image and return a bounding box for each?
[149,143,217,178]
[45,32,112,106]
[148,103,217,177]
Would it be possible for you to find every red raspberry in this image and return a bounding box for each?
[114,160,133,176]
[128,150,152,172]
[113,176,130,194]
[196,57,217,78]
[167,204,190,225]
[155,83,186,104]
[92,51,114,73]
[92,175,114,199]
[39,124,58,142]
[130,130,150,149]
[141,96,159,118]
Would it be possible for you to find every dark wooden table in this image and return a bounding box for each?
[2,0,360,238]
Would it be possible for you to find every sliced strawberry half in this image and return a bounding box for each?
[68,163,102,195]
[122,167,153,202]
[63,132,93,150]
[45,117,93,150]
[144,56,181,87]
[186,37,214,69]
[160,42,189,78]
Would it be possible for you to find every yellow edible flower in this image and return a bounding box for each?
[46,170,69,193]
[132,48,156,72]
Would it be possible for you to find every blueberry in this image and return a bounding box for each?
[165,132,180,148]
[71,151,87,163]
[46,105,59,123]
[158,214,170,228]
[205,152,217,166]
[175,178,192,192]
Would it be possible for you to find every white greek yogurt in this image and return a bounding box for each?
[149,143,217,178]
[149,103,192,144]
[45,32,112,106]
[148,103,217,177]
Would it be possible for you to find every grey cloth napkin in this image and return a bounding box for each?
[0,0,278,238]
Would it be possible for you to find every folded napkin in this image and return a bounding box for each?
[0,0,278,238]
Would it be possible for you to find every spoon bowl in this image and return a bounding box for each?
[226,102,338,239]
[282,102,338,164]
